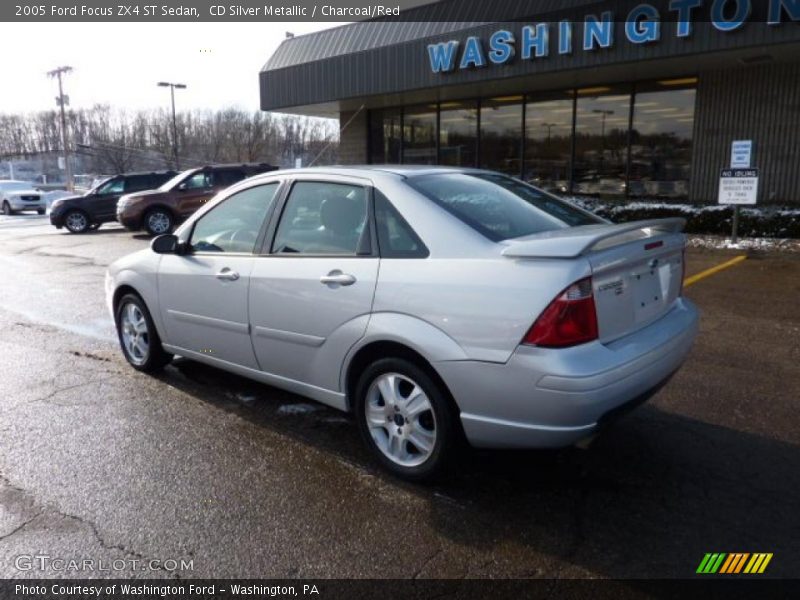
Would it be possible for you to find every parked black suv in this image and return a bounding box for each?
[50,170,177,233]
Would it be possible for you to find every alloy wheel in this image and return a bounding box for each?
[120,302,150,366]
[365,372,437,468]
[65,212,88,233]
[147,211,171,235]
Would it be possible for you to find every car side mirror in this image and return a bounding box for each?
[151,234,184,255]
[177,183,188,191]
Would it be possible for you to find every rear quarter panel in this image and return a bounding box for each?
[372,256,591,363]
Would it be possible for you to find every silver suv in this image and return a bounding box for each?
[0,180,46,215]
[106,167,698,480]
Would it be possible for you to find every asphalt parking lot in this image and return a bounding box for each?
[0,214,798,579]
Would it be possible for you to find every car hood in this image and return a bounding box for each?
[125,189,168,201]
[51,193,84,204]
[5,188,42,197]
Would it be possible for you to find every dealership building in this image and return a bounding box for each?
[260,0,800,203]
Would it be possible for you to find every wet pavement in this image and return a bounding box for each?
[0,214,798,579]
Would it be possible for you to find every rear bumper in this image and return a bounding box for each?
[435,298,699,449]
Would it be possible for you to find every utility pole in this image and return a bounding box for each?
[48,66,73,191]
[541,122,557,145]
[592,109,614,174]
[157,81,187,169]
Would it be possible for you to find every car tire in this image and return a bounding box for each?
[64,210,90,233]
[115,293,173,373]
[354,357,458,481]
[144,208,174,236]
[37,209,45,215]
[2,201,13,216]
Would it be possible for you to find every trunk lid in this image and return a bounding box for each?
[502,219,686,343]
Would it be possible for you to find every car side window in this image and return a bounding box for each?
[215,169,246,187]
[189,183,279,254]
[374,190,429,258]
[184,172,210,190]
[272,181,368,256]
[126,175,153,192]
[98,178,124,195]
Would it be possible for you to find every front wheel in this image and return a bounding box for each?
[64,210,90,233]
[355,358,458,481]
[144,209,174,236]
[2,201,13,216]
[115,293,173,372]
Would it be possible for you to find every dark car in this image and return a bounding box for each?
[50,170,177,233]
[116,163,277,236]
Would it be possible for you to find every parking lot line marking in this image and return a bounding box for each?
[683,255,747,287]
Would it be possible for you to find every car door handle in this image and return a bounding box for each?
[216,268,240,281]
[320,270,356,286]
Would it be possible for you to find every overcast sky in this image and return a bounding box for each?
[0,22,345,115]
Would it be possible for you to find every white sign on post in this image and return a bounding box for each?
[718,168,758,205]
[730,140,752,168]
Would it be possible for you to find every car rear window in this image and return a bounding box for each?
[407,173,602,242]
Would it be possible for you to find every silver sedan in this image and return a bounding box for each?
[106,167,698,480]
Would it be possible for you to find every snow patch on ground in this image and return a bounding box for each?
[566,195,800,219]
[687,235,800,252]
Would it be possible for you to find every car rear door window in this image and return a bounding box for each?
[189,183,279,254]
[272,181,368,255]
[214,169,247,187]
[408,172,602,242]
[126,175,156,192]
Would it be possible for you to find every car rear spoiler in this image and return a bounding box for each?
[500,218,686,259]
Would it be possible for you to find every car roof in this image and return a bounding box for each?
[118,170,177,177]
[253,165,489,180]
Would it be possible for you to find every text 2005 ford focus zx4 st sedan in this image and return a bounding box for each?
[106,167,698,480]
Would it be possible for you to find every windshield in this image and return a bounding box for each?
[407,172,603,242]
[0,182,35,192]
[158,168,196,192]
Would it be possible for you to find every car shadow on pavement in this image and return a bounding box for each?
[162,357,800,579]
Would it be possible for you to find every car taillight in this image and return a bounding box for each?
[522,277,598,348]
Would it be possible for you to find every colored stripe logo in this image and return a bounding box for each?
[696,553,773,574]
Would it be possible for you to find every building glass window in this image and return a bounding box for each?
[524,92,574,193]
[479,96,523,176]
[402,104,437,164]
[629,81,696,199]
[366,78,696,199]
[574,86,632,197]
[368,108,401,164]
[439,100,478,167]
